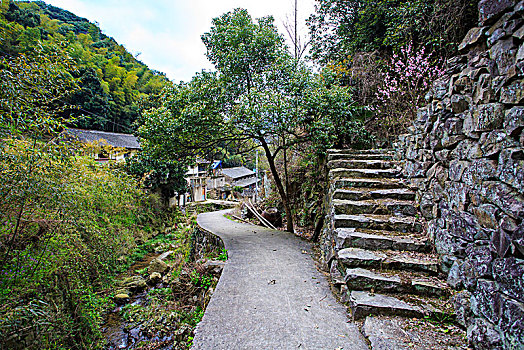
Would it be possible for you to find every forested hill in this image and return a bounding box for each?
[0,0,169,133]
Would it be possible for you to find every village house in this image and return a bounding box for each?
[65,128,140,162]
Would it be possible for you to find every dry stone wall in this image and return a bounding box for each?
[397,1,524,349]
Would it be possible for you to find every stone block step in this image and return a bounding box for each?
[349,291,424,319]
[329,168,400,179]
[333,188,415,201]
[349,291,447,320]
[343,268,449,296]
[327,159,399,170]
[334,228,428,252]
[327,153,394,161]
[327,149,394,155]
[333,199,416,216]
[333,214,422,233]
[333,178,405,190]
[336,248,439,274]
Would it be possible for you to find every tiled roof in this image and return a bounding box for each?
[66,128,140,149]
[222,166,255,179]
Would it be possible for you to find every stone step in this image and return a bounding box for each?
[343,268,449,297]
[327,149,394,155]
[333,199,416,216]
[335,228,428,252]
[327,153,394,161]
[333,188,415,201]
[349,291,447,320]
[330,168,400,179]
[349,291,424,319]
[333,214,422,233]
[333,178,405,190]
[337,248,439,274]
[327,159,399,170]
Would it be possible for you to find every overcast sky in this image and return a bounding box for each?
[43,0,316,82]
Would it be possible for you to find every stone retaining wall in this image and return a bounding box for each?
[397,1,524,348]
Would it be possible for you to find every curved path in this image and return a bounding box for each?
[191,210,368,350]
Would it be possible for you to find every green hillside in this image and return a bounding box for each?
[0,0,169,132]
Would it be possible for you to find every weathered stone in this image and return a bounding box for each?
[499,296,524,348]
[465,103,505,135]
[435,227,468,258]
[443,181,468,211]
[459,27,488,51]
[512,224,524,255]
[497,148,524,192]
[490,38,517,76]
[514,25,524,40]
[450,140,483,160]
[462,246,493,289]
[451,290,473,328]
[446,211,479,242]
[471,204,500,229]
[349,291,423,319]
[447,260,463,289]
[473,74,494,104]
[474,279,503,323]
[114,293,130,305]
[467,317,503,350]
[501,79,524,104]
[488,28,507,47]
[451,94,470,113]
[480,181,524,219]
[500,215,519,232]
[462,159,498,188]
[479,130,513,157]
[148,258,169,274]
[148,272,162,285]
[121,276,147,292]
[449,160,470,181]
[492,257,524,302]
[478,0,516,25]
[504,106,524,136]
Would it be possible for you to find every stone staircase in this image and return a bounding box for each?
[323,149,453,321]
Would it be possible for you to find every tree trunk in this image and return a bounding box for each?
[260,140,294,233]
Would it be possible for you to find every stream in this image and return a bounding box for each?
[101,252,175,350]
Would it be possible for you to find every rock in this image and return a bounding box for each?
[492,257,524,301]
[148,258,169,274]
[464,103,505,135]
[488,28,507,47]
[471,204,499,229]
[478,0,517,25]
[148,272,162,285]
[499,296,524,348]
[114,293,130,305]
[473,74,494,104]
[467,317,503,350]
[261,207,282,227]
[462,159,498,188]
[461,246,493,289]
[504,106,524,137]
[459,27,488,52]
[451,94,470,113]
[500,79,524,104]
[349,291,423,319]
[480,130,514,157]
[451,290,473,328]
[204,259,225,274]
[490,38,517,76]
[121,276,147,292]
[474,279,503,323]
[447,260,463,289]
[449,160,470,181]
[479,181,524,219]
[450,139,482,160]
[497,148,524,192]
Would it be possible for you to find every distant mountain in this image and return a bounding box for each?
[0,1,169,133]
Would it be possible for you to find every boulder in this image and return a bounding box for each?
[114,293,130,305]
[148,272,162,285]
[261,207,282,227]
[148,258,169,274]
[121,276,147,292]
[459,27,488,52]
[478,0,517,25]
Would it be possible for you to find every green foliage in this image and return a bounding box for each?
[0,1,169,133]
[308,0,479,64]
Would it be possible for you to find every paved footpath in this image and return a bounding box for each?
[191,210,368,350]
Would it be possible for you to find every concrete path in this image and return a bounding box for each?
[191,210,368,350]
